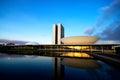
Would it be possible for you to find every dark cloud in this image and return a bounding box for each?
[92,0,120,40]
[98,20,120,40]
[99,0,120,22]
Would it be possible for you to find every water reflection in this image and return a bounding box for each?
[37,52,94,59]
[52,57,101,80]
[52,58,64,80]
[0,52,120,80]
[62,58,100,69]
[60,52,92,58]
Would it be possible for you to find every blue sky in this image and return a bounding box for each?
[0,0,119,44]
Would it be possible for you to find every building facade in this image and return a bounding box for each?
[52,23,64,44]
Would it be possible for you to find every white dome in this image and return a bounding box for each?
[61,36,99,44]
[25,42,39,45]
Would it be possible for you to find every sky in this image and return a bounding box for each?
[0,0,120,44]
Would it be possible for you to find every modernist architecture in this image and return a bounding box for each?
[52,24,64,44]
[61,36,98,44]
[52,23,98,45]
[0,23,119,54]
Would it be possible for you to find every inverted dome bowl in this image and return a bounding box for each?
[61,36,98,44]
[62,58,100,69]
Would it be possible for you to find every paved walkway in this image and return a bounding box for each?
[87,52,120,67]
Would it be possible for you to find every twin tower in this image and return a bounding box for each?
[52,24,64,44]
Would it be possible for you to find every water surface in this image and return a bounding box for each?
[0,52,120,80]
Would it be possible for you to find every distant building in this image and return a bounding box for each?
[6,43,15,45]
[25,42,39,45]
[52,23,64,44]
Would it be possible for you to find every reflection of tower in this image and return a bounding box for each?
[52,58,64,80]
[52,23,64,44]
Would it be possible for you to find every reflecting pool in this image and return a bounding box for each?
[0,52,120,80]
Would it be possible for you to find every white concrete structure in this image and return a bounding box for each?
[52,23,64,44]
[25,42,39,45]
[52,24,99,45]
[61,36,98,44]
[57,24,64,44]
[52,24,57,44]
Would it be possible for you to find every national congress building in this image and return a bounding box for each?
[51,23,118,54]
[52,23,98,45]
[1,23,119,54]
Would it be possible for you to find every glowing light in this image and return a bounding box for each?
[67,46,89,50]
[61,52,90,58]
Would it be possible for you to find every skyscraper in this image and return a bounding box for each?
[52,23,64,44]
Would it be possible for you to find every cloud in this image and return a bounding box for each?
[88,0,120,41]
[92,0,120,30]
[111,0,120,5]
[101,0,120,11]
[99,20,120,40]
[84,27,94,35]
[97,0,120,40]
[101,6,110,11]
